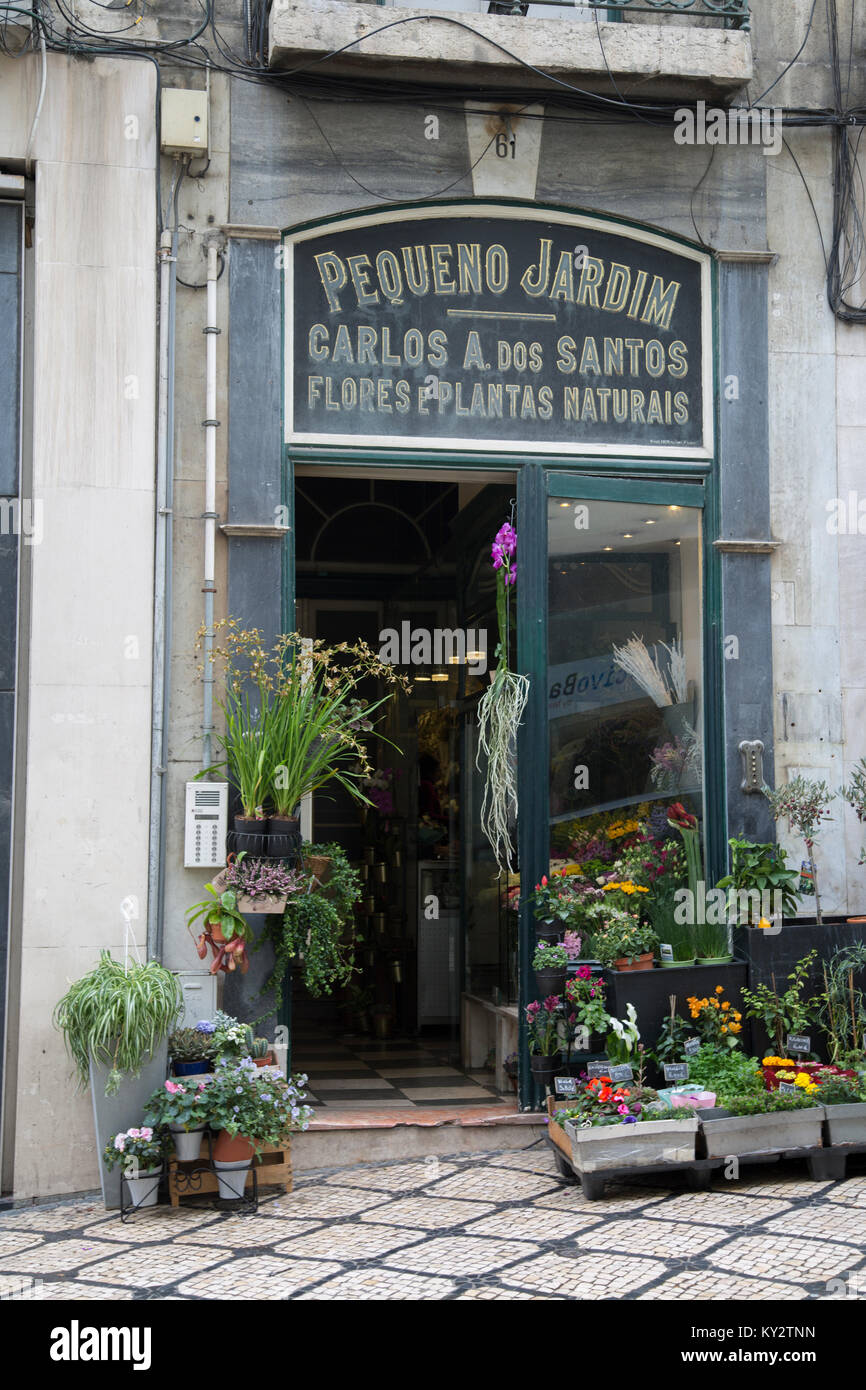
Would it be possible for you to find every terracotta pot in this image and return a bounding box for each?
[212,1130,256,1164]
[252,1054,274,1068]
[612,952,655,972]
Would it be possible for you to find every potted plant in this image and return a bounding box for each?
[145,1076,213,1162]
[205,1057,313,1200]
[740,951,817,1055]
[258,842,361,1017]
[564,965,609,1054]
[102,1127,167,1210]
[685,985,744,1050]
[208,1010,253,1061]
[762,776,834,926]
[53,952,183,1208]
[214,853,305,915]
[168,1025,215,1077]
[593,912,658,972]
[475,519,529,875]
[526,996,564,1089]
[698,1089,824,1158]
[692,918,733,966]
[811,942,866,1067]
[840,759,866,911]
[186,882,254,976]
[532,940,569,996]
[815,1075,866,1145]
[246,1029,275,1067]
[530,871,597,943]
[656,916,695,968]
[716,836,802,928]
[605,1003,640,1067]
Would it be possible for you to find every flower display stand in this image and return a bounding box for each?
[168,1138,293,1208]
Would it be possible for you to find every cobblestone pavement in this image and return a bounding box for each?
[1,1142,865,1300]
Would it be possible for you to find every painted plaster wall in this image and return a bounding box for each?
[0,53,158,1197]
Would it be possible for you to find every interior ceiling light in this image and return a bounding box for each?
[447,655,462,665]
[603,545,613,552]
[668,505,681,512]
[559,501,570,508]
[644,519,656,525]
[431,671,449,682]
[415,673,432,682]
[674,540,681,547]
[466,650,485,661]
[622,533,634,540]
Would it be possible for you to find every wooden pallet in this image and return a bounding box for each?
[168,1139,293,1207]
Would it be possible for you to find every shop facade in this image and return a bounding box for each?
[1,0,865,1197]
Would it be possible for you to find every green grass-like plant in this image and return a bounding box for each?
[54,951,183,1096]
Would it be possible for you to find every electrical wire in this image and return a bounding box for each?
[750,0,820,107]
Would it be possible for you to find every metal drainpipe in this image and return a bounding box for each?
[202,241,221,773]
[147,227,177,961]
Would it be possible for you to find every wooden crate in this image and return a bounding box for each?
[168,1139,293,1207]
[546,1096,573,1162]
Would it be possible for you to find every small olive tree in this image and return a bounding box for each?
[762,776,834,926]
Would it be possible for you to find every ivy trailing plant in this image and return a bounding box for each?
[256,842,361,1017]
[476,519,529,876]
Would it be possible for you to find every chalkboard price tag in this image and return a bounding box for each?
[554,1075,578,1096]
[659,943,674,963]
[664,1063,690,1082]
[607,1064,633,1083]
[586,1062,610,1079]
[787,1035,811,1055]
[684,1037,701,1057]
[779,1082,799,1094]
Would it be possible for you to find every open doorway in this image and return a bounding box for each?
[289,471,519,1110]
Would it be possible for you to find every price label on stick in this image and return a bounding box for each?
[608,1064,633,1083]
[779,1081,799,1094]
[554,1076,578,1096]
[586,1062,610,1079]
[684,1037,701,1057]
[664,1063,690,1083]
[787,1034,811,1055]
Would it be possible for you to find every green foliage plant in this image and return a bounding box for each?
[740,951,817,1054]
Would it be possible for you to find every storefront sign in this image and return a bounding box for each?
[284,205,712,458]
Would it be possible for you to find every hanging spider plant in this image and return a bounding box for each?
[476,520,529,876]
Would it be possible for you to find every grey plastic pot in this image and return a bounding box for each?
[699,1106,824,1159]
[89,1040,169,1209]
[824,1101,866,1146]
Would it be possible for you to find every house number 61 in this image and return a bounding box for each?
[495,132,516,159]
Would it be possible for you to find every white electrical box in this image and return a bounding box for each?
[161,88,209,155]
[184,781,228,868]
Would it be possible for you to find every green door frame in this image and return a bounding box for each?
[515,466,724,1112]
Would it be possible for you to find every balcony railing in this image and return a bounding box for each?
[476,1,749,28]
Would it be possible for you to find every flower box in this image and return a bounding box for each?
[563,1115,698,1172]
[211,868,287,915]
[546,1095,573,1163]
[698,1107,824,1159]
[824,1102,866,1146]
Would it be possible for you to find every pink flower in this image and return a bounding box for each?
[114,1135,126,1152]
[576,964,592,980]
[139,1127,153,1140]
[543,995,561,1010]
[127,1128,141,1138]
[165,1080,184,1094]
[617,1104,630,1115]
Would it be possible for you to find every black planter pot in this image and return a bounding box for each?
[234,815,268,836]
[530,1052,563,1087]
[535,968,568,998]
[267,816,301,858]
[535,924,562,945]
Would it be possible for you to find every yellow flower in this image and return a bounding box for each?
[728,1022,741,1034]
[721,1025,728,1033]
[715,986,724,995]
[721,1001,731,1011]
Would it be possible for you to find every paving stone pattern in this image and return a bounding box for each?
[0,1145,865,1300]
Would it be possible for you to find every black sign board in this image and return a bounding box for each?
[286,208,710,457]
[787,1035,811,1054]
[664,1063,690,1083]
[586,1062,610,1079]
[608,1064,634,1083]
[684,1037,701,1057]
[554,1076,578,1096]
